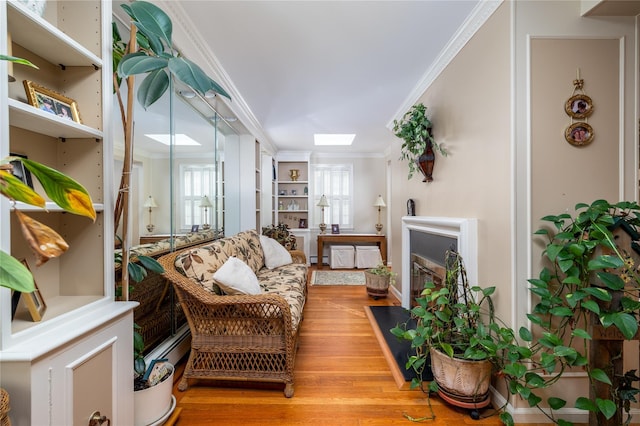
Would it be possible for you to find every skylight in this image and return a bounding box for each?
[314,134,355,146]
[145,133,201,146]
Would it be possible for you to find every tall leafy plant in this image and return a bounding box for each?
[112,0,230,299]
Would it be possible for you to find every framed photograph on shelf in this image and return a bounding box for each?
[191,225,199,232]
[299,218,307,229]
[23,80,82,123]
[19,259,46,322]
[9,153,33,188]
[331,224,340,234]
[565,94,593,119]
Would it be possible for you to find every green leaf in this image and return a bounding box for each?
[582,286,612,301]
[596,271,625,291]
[168,57,230,99]
[519,326,533,342]
[0,169,45,207]
[549,306,573,317]
[118,53,168,77]
[499,412,514,426]
[128,1,172,53]
[571,328,592,340]
[596,398,617,419]
[0,251,35,292]
[548,397,566,410]
[554,346,577,358]
[137,69,170,109]
[0,55,38,68]
[545,243,563,261]
[589,368,612,385]
[21,159,95,220]
[580,300,600,315]
[613,313,638,340]
[575,396,597,412]
[589,255,623,270]
[137,255,165,274]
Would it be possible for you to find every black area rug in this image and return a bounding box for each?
[367,305,433,383]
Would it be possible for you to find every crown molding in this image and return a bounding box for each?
[387,0,503,130]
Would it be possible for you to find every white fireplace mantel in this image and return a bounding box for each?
[401,216,478,308]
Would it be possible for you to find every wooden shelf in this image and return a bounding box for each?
[9,99,103,139]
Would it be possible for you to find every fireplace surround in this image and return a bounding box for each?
[401,216,478,309]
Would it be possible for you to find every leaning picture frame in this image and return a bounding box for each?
[19,259,46,322]
[565,94,593,119]
[9,152,33,189]
[23,80,82,123]
[331,224,340,234]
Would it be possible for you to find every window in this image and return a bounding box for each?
[312,164,353,229]
[180,164,216,230]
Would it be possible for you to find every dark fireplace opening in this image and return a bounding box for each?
[409,230,456,307]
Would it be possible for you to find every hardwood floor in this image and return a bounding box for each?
[169,268,513,425]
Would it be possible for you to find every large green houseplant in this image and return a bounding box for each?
[391,250,518,421]
[393,200,640,426]
[392,103,447,182]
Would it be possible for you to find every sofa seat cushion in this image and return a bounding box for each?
[257,263,308,332]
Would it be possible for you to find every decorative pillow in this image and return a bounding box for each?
[260,235,293,269]
[213,257,262,295]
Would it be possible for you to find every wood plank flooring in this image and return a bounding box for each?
[169,268,526,425]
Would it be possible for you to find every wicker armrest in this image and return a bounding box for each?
[288,249,306,264]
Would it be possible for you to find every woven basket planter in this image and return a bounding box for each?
[364,270,390,299]
[429,347,491,405]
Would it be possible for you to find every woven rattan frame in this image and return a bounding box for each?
[158,244,307,397]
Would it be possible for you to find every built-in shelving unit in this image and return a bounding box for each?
[0,1,135,424]
[276,152,311,263]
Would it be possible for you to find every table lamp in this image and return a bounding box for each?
[199,195,213,230]
[317,195,329,234]
[373,195,386,235]
[143,196,158,233]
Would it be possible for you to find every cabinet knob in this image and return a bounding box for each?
[88,411,110,426]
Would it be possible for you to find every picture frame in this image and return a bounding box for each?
[565,94,593,119]
[565,122,594,147]
[19,259,46,322]
[191,224,199,232]
[9,152,33,189]
[23,80,82,123]
[299,218,307,229]
[331,224,340,234]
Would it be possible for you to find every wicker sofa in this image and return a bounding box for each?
[115,230,221,351]
[158,229,308,397]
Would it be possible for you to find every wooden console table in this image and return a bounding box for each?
[316,234,386,269]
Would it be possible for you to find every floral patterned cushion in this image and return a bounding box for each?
[257,263,308,332]
[115,229,222,262]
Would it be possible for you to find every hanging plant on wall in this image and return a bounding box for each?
[393,103,447,182]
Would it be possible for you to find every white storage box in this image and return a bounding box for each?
[355,246,382,269]
[330,245,355,269]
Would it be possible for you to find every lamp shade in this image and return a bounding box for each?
[373,195,386,208]
[143,196,158,208]
[199,195,213,208]
[317,195,329,207]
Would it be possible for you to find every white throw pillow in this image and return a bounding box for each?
[260,235,293,269]
[213,257,262,295]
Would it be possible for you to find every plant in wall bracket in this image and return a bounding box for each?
[112,0,230,300]
[393,103,447,182]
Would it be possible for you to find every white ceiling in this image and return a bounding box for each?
[163,0,483,156]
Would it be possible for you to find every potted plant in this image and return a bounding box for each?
[391,250,521,421]
[364,263,395,299]
[392,103,447,182]
[133,327,175,426]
